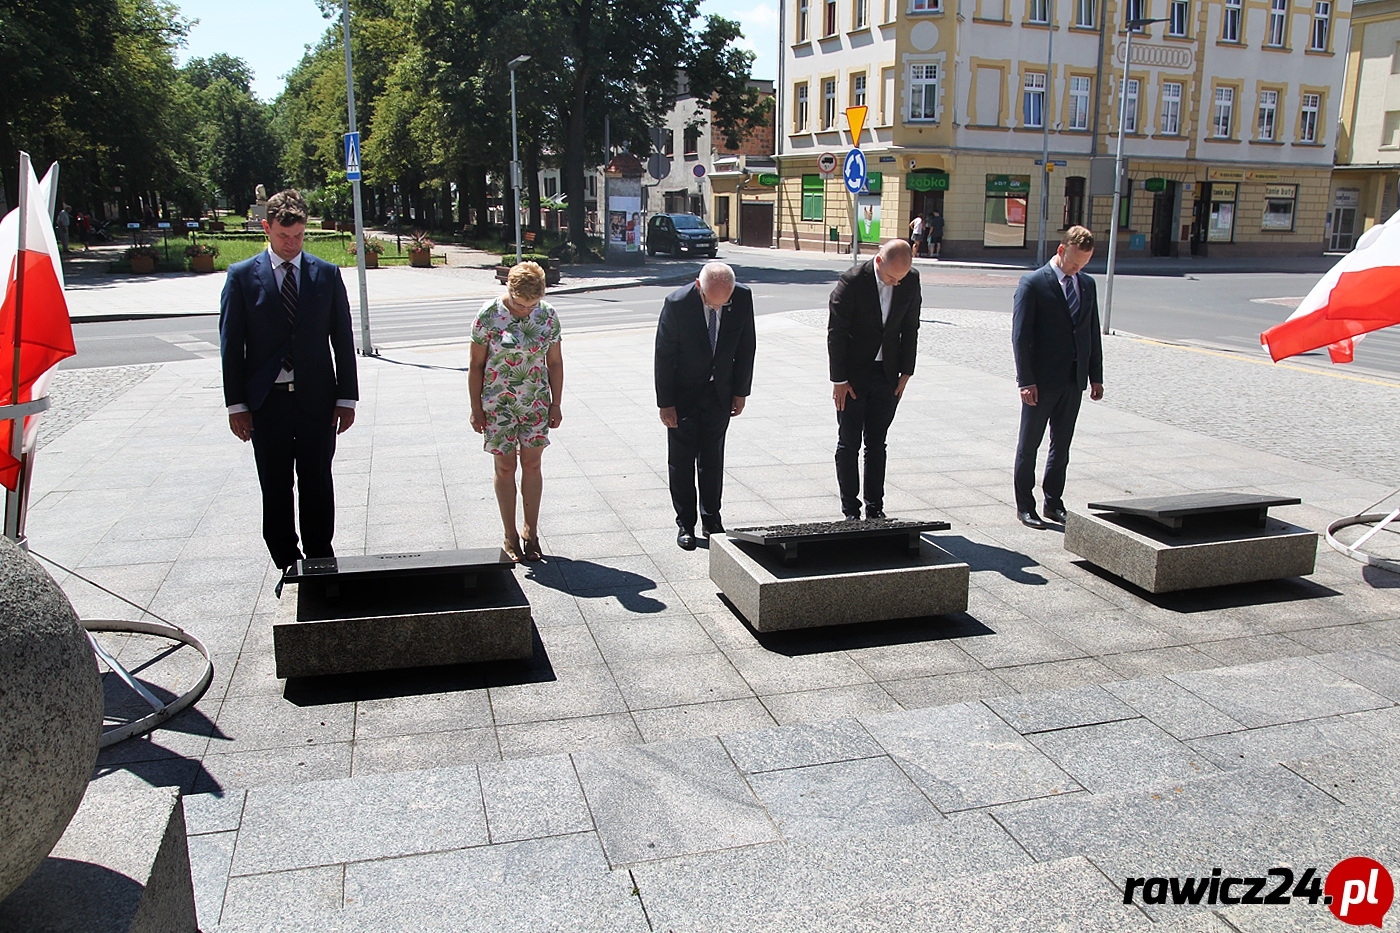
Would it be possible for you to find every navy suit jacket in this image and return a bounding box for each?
[827,259,921,390]
[1011,262,1104,392]
[219,250,359,415]
[654,282,757,412]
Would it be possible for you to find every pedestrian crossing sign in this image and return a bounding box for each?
[345,132,362,181]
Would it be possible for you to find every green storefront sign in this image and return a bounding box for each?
[756,173,780,187]
[985,174,1030,196]
[865,172,882,194]
[1144,177,1167,192]
[907,172,949,192]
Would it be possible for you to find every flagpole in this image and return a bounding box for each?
[5,153,31,542]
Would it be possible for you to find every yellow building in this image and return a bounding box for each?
[776,0,1350,258]
[1332,0,1400,250]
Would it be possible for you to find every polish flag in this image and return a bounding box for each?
[1261,210,1400,364]
[0,156,77,490]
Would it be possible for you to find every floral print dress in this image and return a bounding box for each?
[471,297,562,454]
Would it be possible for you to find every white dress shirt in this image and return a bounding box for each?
[874,259,893,362]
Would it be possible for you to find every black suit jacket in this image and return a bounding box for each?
[219,250,359,415]
[827,259,921,390]
[654,282,757,412]
[1011,262,1104,392]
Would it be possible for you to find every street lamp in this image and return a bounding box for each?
[508,55,531,266]
[1036,0,1056,267]
[1103,16,1168,335]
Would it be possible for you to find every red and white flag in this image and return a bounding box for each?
[0,156,77,490]
[1261,210,1400,364]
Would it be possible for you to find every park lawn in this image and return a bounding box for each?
[199,235,426,271]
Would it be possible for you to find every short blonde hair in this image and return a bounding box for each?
[507,261,547,302]
[1062,225,1095,251]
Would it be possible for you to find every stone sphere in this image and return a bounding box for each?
[0,536,103,902]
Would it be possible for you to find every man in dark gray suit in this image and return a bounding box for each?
[1011,225,1104,529]
[828,239,920,521]
[655,262,757,550]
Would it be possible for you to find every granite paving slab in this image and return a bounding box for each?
[218,864,346,930]
[478,754,593,844]
[860,702,1082,811]
[1027,718,1220,793]
[1102,676,1247,740]
[1187,716,1387,771]
[719,719,884,774]
[984,684,1143,734]
[572,736,780,867]
[1166,657,1392,728]
[1284,740,1400,807]
[1308,645,1400,701]
[745,757,942,842]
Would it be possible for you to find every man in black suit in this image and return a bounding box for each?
[655,262,757,550]
[220,189,359,569]
[828,239,920,521]
[1011,225,1104,529]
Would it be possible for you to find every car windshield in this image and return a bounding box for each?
[671,215,707,230]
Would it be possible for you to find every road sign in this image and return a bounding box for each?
[126,222,141,229]
[845,105,868,144]
[344,132,362,181]
[157,222,171,229]
[818,152,837,175]
[843,149,867,194]
[1034,159,1068,166]
[185,221,201,229]
[646,153,671,181]
[693,164,706,178]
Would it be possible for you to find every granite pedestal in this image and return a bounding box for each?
[709,532,969,632]
[273,548,533,678]
[0,775,196,933]
[1063,508,1318,594]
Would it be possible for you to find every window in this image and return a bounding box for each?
[1023,71,1046,127]
[587,175,596,197]
[1126,0,1145,28]
[795,83,809,131]
[1262,184,1297,230]
[797,0,810,41]
[1266,0,1287,45]
[1299,92,1320,141]
[801,174,824,221]
[853,74,867,109]
[882,68,895,123]
[1385,110,1400,148]
[1257,89,1277,140]
[1212,86,1234,137]
[1122,78,1139,132]
[823,78,837,128]
[1310,0,1330,49]
[1069,76,1092,130]
[1161,81,1182,133]
[1393,40,1400,73]
[663,129,675,156]
[1028,0,1048,23]
[909,63,939,121]
[855,0,868,27]
[1222,0,1241,41]
[910,0,940,11]
[1063,176,1086,227]
[683,126,700,157]
[544,177,558,197]
[1168,0,1188,35]
[825,0,838,35]
[1075,0,1094,27]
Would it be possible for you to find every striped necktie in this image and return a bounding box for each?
[707,305,718,353]
[1064,273,1080,325]
[280,261,297,370]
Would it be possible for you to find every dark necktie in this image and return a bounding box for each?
[1064,274,1080,325]
[280,261,297,370]
[707,306,718,354]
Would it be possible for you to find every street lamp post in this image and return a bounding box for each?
[508,55,531,266]
[341,0,372,355]
[1037,0,1055,267]
[1103,16,1168,335]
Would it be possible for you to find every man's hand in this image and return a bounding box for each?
[228,411,253,442]
[1019,385,1039,407]
[895,374,911,397]
[332,406,356,434]
[730,396,746,417]
[659,406,678,429]
[833,382,857,411]
[470,407,488,434]
[1090,382,1104,401]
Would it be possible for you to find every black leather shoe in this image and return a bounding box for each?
[844,512,862,521]
[1044,504,1068,524]
[866,508,887,520]
[677,528,698,550]
[701,519,725,537]
[1018,510,1047,529]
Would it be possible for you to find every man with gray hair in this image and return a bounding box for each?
[655,261,757,550]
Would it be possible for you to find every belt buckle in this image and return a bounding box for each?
[287,382,295,393]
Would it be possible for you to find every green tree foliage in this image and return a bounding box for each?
[190,70,282,211]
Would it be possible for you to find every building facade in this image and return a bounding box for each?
[1331,0,1400,250]
[710,81,778,246]
[776,0,1351,258]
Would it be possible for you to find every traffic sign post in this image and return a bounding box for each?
[843,148,867,267]
[344,132,362,182]
[339,0,373,356]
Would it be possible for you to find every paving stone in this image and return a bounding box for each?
[1309,645,1400,702]
[838,638,981,681]
[231,765,489,875]
[350,728,501,775]
[479,754,594,844]
[195,742,352,793]
[1099,646,1223,680]
[881,669,1014,708]
[861,702,1081,812]
[219,864,345,930]
[760,683,904,724]
[572,736,779,867]
[1029,718,1220,793]
[1168,657,1391,728]
[487,664,628,725]
[609,652,755,709]
[633,698,778,743]
[209,693,357,753]
[187,828,235,933]
[353,689,495,738]
[183,789,246,835]
[586,615,719,662]
[1285,740,1400,808]
[993,656,1123,694]
[725,648,874,695]
[746,756,943,843]
[720,719,883,774]
[496,713,643,759]
[1188,716,1386,772]
[984,684,1142,734]
[1102,676,1247,740]
[1342,704,1400,742]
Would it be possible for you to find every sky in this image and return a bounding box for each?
[174,0,779,103]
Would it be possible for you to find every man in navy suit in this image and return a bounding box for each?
[1011,225,1104,529]
[220,189,359,570]
[828,239,920,521]
[655,262,757,550]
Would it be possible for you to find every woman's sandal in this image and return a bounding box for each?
[502,538,523,562]
[522,536,543,562]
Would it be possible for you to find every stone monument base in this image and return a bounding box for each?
[1063,509,1318,594]
[274,571,533,678]
[710,534,969,632]
[0,775,196,933]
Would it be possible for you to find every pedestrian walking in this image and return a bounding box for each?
[469,262,564,562]
[927,210,944,258]
[908,214,924,256]
[55,205,70,252]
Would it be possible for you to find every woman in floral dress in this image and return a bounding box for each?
[469,262,563,561]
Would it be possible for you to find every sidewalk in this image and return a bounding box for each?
[26,280,1400,929]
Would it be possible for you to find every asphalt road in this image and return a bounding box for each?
[63,251,1400,378]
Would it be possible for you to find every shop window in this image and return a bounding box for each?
[801,174,825,221]
[1208,183,1236,242]
[1262,184,1297,231]
[984,174,1030,247]
[1063,176,1086,228]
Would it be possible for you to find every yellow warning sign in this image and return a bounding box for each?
[846,106,868,145]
